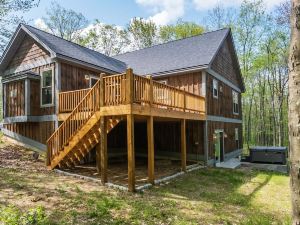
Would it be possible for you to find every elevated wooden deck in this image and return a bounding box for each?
[58,71,206,121]
[48,69,206,191]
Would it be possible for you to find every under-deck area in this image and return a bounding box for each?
[47,69,206,191]
[60,119,205,188]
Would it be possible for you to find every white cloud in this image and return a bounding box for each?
[135,0,185,25]
[34,18,49,31]
[192,0,287,11]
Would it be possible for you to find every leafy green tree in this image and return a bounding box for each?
[159,20,205,42]
[127,17,158,49]
[78,20,130,56]
[43,1,88,41]
[205,3,237,30]
[0,0,40,53]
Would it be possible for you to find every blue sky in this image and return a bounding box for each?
[22,0,286,27]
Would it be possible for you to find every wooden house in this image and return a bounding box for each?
[0,24,244,191]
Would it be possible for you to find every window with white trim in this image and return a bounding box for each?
[232,90,239,114]
[41,69,53,106]
[235,128,239,149]
[89,76,99,87]
[213,79,218,98]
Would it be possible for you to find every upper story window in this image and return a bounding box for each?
[41,69,53,106]
[232,90,239,114]
[213,79,218,98]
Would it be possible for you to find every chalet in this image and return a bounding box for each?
[0,24,244,191]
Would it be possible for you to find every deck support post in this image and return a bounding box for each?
[96,116,107,184]
[181,119,187,172]
[100,116,108,183]
[147,116,155,184]
[127,114,135,192]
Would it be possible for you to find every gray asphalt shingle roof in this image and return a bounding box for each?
[113,28,230,76]
[23,24,127,73]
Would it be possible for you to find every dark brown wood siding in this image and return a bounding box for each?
[6,35,50,73]
[4,80,25,117]
[30,79,55,116]
[3,121,55,144]
[60,63,108,91]
[155,71,203,95]
[206,73,242,119]
[107,120,205,159]
[211,36,241,88]
[207,121,243,158]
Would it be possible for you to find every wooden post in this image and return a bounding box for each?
[96,139,101,173]
[147,116,154,184]
[100,117,107,183]
[181,119,186,172]
[99,73,105,107]
[147,75,153,106]
[127,114,135,192]
[183,92,186,112]
[126,68,134,104]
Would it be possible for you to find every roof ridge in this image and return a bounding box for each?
[22,24,126,65]
[113,27,230,57]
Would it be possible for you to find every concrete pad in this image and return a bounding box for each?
[216,158,241,169]
[241,162,288,174]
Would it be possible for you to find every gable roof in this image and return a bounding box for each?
[113,28,230,76]
[0,24,127,74]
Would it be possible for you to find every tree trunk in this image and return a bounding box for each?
[289,1,300,224]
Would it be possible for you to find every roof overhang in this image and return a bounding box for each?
[54,54,125,75]
[2,71,40,83]
[149,64,208,78]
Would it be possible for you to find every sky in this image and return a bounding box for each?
[21,0,287,27]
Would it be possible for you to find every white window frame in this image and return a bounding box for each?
[40,68,54,107]
[89,75,99,88]
[232,90,239,115]
[159,80,167,85]
[213,79,218,99]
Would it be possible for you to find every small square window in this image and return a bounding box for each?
[213,79,218,98]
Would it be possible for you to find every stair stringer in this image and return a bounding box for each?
[49,113,122,169]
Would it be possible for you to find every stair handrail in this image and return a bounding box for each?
[46,77,102,166]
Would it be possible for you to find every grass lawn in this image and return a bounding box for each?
[0,138,291,225]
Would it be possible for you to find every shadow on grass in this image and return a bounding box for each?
[150,168,289,224]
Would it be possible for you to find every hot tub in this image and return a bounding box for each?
[249,146,287,164]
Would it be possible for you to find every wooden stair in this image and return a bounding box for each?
[49,115,122,169]
[47,79,122,170]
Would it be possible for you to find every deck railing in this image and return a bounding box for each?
[47,80,101,166]
[57,70,205,114]
[103,73,126,105]
[133,74,205,114]
[59,88,91,113]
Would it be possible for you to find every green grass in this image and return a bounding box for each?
[0,146,291,225]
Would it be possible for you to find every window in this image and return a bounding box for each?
[159,80,167,85]
[232,90,239,114]
[235,128,239,149]
[213,79,218,98]
[41,69,53,106]
[89,76,99,87]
